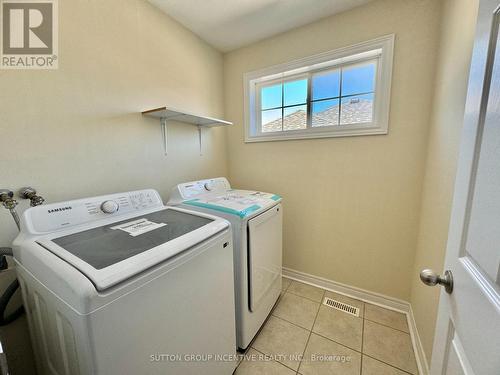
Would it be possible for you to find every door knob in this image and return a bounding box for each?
[420,269,453,294]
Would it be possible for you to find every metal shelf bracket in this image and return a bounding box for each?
[198,126,202,156]
[160,117,168,155]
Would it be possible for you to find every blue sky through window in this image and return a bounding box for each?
[284,79,307,106]
[342,63,375,96]
[313,70,340,100]
[261,84,282,109]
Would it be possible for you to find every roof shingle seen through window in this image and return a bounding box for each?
[262,99,373,132]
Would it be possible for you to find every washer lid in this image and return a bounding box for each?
[37,208,229,291]
[183,190,281,218]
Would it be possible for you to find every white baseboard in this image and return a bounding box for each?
[282,267,430,375]
[406,304,430,375]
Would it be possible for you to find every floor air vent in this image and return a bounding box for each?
[323,297,360,317]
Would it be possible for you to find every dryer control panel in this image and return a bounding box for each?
[169,177,231,204]
[23,189,163,234]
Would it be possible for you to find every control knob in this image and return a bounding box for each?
[204,182,213,191]
[101,200,119,214]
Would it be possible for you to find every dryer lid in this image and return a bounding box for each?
[183,190,281,218]
[37,208,229,291]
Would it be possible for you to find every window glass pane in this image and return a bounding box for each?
[312,70,340,100]
[261,109,282,132]
[284,79,307,106]
[340,93,374,125]
[341,62,376,96]
[261,84,282,110]
[312,99,340,127]
[283,105,307,131]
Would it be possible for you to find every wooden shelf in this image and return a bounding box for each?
[141,107,232,155]
[142,107,232,128]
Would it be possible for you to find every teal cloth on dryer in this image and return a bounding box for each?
[183,199,261,218]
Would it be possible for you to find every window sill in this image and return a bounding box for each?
[244,124,388,143]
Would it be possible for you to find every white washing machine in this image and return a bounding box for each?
[12,189,237,375]
[169,178,282,350]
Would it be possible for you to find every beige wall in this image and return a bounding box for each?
[410,0,479,361]
[224,0,442,301]
[0,1,227,373]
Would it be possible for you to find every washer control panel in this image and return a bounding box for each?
[25,189,163,234]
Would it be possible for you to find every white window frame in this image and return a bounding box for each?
[243,35,394,142]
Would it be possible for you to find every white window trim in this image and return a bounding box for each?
[243,34,395,143]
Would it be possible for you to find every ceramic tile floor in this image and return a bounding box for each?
[235,277,418,375]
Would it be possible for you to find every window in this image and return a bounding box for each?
[244,35,394,142]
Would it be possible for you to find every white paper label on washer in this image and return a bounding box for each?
[111,218,166,237]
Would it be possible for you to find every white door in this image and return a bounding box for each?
[426,1,500,374]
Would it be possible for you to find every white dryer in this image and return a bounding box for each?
[13,189,237,375]
[169,178,282,350]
